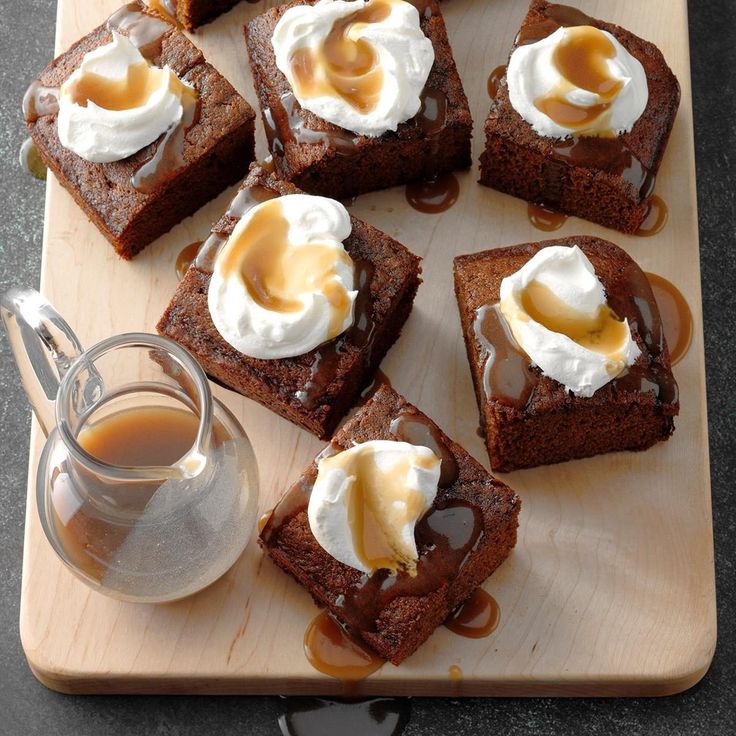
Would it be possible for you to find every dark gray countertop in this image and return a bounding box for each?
[1,1,734,733]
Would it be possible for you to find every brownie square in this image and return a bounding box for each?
[25,1,255,259]
[245,0,472,199]
[454,236,679,472]
[260,385,521,665]
[157,164,422,439]
[173,0,242,31]
[479,0,680,233]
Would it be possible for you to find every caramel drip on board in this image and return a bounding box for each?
[280,696,411,736]
[444,588,500,638]
[303,611,384,681]
[527,202,568,231]
[534,26,623,135]
[635,195,669,237]
[175,241,203,279]
[487,64,507,99]
[19,137,47,180]
[644,273,693,366]
[448,664,463,681]
[290,0,392,114]
[405,172,459,214]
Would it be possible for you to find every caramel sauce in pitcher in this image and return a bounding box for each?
[51,406,205,582]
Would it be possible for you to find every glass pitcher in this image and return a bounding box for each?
[2,288,259,603]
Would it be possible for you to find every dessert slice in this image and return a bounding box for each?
[157,0,242,31]
[157,164,421,439]
[23,1,255,259]
[454,236,679,472]
[479,0,680,233]
[260,385,521,665]
[245,0,472,199]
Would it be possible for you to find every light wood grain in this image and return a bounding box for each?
[18,0,715,695]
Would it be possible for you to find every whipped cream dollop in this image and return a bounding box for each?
[499,245,640,397]
[57,31,193,163]
[308,440,440,575]
[507,25,648,138]
[208,194,357,360]
[272,0,435,137]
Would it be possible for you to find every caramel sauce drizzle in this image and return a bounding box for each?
[291,0,393,114]
[520,280,630,363]
[644,273,693,367]
[319,444,434,574]
[64,60,179,111]
[303,611,384,681]
[444,588,501,639]
[534,26,623,135]
[487,64,507,99]
[527,202,568,231]
[175,240,203,279]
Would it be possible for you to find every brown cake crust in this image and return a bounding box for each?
[260,385,521,665]
[245,0,472,199]
[175,0,242,31]
[157,165,422,439]
[479,0,680,233]
[454,236,679,472]
[26,1,255,259]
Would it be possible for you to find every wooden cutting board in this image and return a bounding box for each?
[19,0,715,695]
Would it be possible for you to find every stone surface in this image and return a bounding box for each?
[0,0,734,733]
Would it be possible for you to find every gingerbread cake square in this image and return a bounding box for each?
[157,164,422,438]
[479,0,680,233]
[260,385,521,665]
[24,1,255,259]
[454,235,679,472]
[245,0,472,199]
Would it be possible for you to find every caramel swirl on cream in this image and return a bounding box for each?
[507,25,648,138]
[308,440,441,575]
[272,0,435,137]
[57,32,195,163]
[208,194,357,360]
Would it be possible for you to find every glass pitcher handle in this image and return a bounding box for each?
[1,288,85,436]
